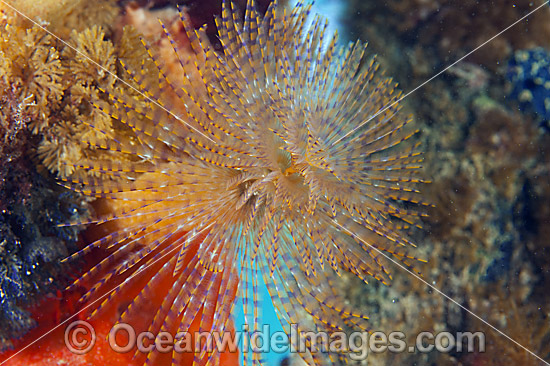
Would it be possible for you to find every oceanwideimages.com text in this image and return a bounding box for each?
[65,321,485,360]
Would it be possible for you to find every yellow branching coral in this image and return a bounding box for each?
[66,26,117,90]
[0,22,63,132]
[36,26,119,178]
[38,120,84,178]
[0,11,157,180]
[61,1,430,365]
[34,25,120,178]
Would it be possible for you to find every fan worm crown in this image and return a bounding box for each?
[63,0,429,365]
